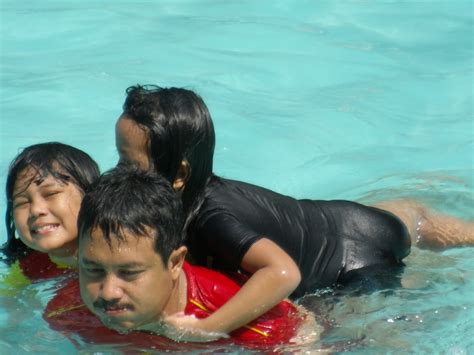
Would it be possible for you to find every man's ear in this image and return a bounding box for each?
[167,246,188,280]
[173,160,190,192]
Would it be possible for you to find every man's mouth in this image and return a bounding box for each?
[94,301,132,318]
[31,223,59,235]
[103,304,130,316]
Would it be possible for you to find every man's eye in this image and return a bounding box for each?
[119,270,142,279]
[83,268,104,276]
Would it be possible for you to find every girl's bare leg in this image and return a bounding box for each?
[373,199,474,250]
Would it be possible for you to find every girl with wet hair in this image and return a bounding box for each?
[3,142,100,280]
[116,84,474,340]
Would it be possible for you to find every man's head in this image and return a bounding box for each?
[78,166,187,332]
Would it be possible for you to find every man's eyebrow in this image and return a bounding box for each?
[80,258,145,268]
[116,262,146,269]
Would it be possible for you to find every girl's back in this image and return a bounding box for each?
[189,176,410,297]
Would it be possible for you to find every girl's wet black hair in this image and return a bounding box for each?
[78,166,185,263]
[2,142,100,263]
[122,85,215,226]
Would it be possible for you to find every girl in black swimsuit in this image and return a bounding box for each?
[114,84,474,340]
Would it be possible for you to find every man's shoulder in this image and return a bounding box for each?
[184,262,244,292]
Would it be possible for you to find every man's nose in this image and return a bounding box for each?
[100,274,124,301]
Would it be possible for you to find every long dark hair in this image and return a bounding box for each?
[122,85,215,223]
[2,142,100,262]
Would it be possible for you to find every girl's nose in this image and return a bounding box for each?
[29,197,48,217]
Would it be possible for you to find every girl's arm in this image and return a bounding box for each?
[164,238,301,339]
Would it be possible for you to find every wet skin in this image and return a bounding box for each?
[12,168,83,258]
[79,227,185,332]
[115,115,151,170]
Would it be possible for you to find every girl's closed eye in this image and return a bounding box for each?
[12,197,30,209]
[42,188,64,199]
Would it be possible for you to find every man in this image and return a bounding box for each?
[45,167,318,350]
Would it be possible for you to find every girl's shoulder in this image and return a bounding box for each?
[206,176,286,203]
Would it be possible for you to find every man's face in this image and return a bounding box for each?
[79,227,180,332]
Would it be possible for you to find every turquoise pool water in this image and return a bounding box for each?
[1,0,473,353]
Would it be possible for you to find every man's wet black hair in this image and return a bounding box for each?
[2,142,100,262]
[78,166,185,263]
[122,85,215,220]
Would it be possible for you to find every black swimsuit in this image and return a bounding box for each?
[188,176,411,297]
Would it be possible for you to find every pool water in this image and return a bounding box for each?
[1,0,472,353]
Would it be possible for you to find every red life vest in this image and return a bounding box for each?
[20,251,73,281]
[183,262,303,345]
[44,262,304,350]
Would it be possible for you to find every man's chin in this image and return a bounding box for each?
[101,318,136,334]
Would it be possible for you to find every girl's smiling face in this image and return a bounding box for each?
[12,167,84,257]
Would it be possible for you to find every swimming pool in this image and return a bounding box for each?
[1,0,472,352]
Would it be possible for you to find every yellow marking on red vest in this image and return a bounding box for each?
[47,304,86,318]
[189,299,269,337]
